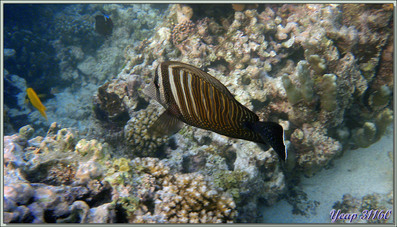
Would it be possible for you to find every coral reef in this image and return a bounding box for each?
[152,173,236,223]
[284,186,320,217]
[351,108,393,148]
[290,123,342,176]
[4,4,165,135]
[91,3,392,221]
[93,81,130,125]
[165,129,286,222]
[92,75,169,158]
[113,157,237,223]
[171,20,196,45]
[332,192,393,223]
[123,105,169,158]
[282,60,314,106]
[4,122,284,223]
[104,155,238,223]
[4,3,394,224]
[4,125,239,223]
[3,124,115,223]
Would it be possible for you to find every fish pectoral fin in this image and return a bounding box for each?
[148,110,184,137]
[143,82,162,104]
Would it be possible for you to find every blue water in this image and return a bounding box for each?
[3,4,168,135]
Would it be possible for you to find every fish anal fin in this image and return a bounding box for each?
[148,110,184,137]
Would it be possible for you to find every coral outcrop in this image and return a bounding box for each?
[125,158,237,223]
[332,192,393,224]
[4,125,239,223]
[290,123,342,176]
[123,105,170,157]
[105,3,390,176]
[4,123,114,223]
[91,3,393,221]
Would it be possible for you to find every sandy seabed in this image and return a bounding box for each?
[262,125,394,223]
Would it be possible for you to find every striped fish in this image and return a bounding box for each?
[144,61,287,161]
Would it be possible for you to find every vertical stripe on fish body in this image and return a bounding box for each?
[144,61,286,161]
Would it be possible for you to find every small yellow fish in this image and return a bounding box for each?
[26,88,47,121]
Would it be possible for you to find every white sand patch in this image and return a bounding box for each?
[262,125,394,223]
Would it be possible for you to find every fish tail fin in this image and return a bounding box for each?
[39,109,48,121]
[252,121,287,161]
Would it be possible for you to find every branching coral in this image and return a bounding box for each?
[319,74,337,112]
[352,108,393,148]
[75,139,107,160]
[282,60,314,106]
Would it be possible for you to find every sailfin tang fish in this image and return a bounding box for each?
[26,88,47,121]
[144,61,287,161]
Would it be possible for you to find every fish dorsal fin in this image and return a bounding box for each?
[148,109,185,137]
[143,81,162,104]
[164,61,236,101]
